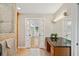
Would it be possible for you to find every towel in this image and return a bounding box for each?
[5,39,13,49]
[5,38,16,56]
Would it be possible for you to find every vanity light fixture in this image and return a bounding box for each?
[53,14,65,22]
[53,10,68,22]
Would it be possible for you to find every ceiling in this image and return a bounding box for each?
[16,3,63,14]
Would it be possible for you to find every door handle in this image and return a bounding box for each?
[29,34,31,36]
[76,43,78,46]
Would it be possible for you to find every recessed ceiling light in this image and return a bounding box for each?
[17,7,21,10]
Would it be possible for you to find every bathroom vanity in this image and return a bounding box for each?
[45,37,71,56]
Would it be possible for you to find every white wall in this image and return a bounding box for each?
[43,15,54,37]
[18,14,54,48]
[53,19,64,37]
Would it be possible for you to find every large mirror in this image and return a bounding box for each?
[0,4,15,34]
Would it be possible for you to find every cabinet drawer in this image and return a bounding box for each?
[54,47,71,56]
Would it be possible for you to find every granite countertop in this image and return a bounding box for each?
[46,37,71,47]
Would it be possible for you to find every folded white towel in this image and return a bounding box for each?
[5,39,13,49]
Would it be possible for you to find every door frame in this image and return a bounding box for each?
[71,4,78,56]
[77,3,79,56]
[25,18,45,48]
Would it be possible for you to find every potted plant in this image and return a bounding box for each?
[50,33,58,41]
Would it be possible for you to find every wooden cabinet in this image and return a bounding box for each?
[45,37,71,56]
[50,46,54,56]
[54,47,71,56]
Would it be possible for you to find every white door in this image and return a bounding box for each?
[39,19,45,48]
[73,4,79,56]
[29,19,40,48]
[71,4,78,56]
[25,18,45,48]
[25,19,31,48]
[77,4,79,56]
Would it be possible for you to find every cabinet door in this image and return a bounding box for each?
[50,46,54,56]
[54,47,70,56]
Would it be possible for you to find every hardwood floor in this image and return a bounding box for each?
[16,37,50,56]
[16,48,50,56]
[31,37,39,48]
[16,48,30,56]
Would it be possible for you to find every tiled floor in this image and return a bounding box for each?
[16,48,50,56]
